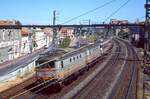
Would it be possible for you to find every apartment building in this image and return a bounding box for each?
[0,20,21,63]
[21,28,53,54]
[60,28,74,39]
[59,27,76,46]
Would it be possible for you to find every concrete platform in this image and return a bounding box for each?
[0,48,44,93]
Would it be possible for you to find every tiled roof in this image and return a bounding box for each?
[60,27,74,33]
[43,28,52,34]
[0,20,21,25]
[21,28,32,36]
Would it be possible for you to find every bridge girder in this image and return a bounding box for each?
[0,24,145,29]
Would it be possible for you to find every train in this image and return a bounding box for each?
[34,40,112,84]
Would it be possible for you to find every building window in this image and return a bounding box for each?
[77,56,78,59]
[80,54,82,58]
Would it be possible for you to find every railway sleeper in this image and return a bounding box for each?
[37,82,62,94]
[36,47,113,95]
[62,66,88,86]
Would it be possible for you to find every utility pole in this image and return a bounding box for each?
[28,31,33,53]
[51,10,58,49]
[53,10,56,25]
[144,0,150,65]
[43,10,57,52]
[89,19,91,25]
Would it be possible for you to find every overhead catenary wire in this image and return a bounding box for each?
[9,42,102,99]
[135,16,145,20]
[0,0,138,51]
[104,0,132,22]
[129,16,145,22]
[61,0,117,24]
[1,0,134,80]
[10,79,57,99]
[4,0,137,98]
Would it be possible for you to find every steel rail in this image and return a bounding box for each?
[124,41,138,99]
[9,41,113,99]
[108,38,138,99]
[72,39,123,99]
[106,38,128,99]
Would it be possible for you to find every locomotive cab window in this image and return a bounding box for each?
[36,61,55,69]
[48,61,55,68]
[35,61,43,69]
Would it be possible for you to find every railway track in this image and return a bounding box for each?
[108,39,138,99]
[0,77,36,99]
[2,38,139,99]
[73,38,126,99]
[6,41,114,99]
[125,45,138,99]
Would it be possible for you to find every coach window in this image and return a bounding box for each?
[61,61,63,68]
[70,58,72,62]
[73,57,75,61]
[48,61,55,68]
[77,56,78,59]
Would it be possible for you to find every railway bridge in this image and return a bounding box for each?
[0,0,149,98]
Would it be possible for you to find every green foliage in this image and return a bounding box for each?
[87,35,97,42]
[60,37,71,48]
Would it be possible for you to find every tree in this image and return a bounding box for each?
[59,37,71,48]
[15,20,22,25]
[87,35,97,42]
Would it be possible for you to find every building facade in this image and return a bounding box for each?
[0,20,53,64]
[21,28,53,55]
[60,28,74,39]
[59,27,75,46]
[0,20,21,63]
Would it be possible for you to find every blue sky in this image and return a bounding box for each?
[0,0,145,25]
